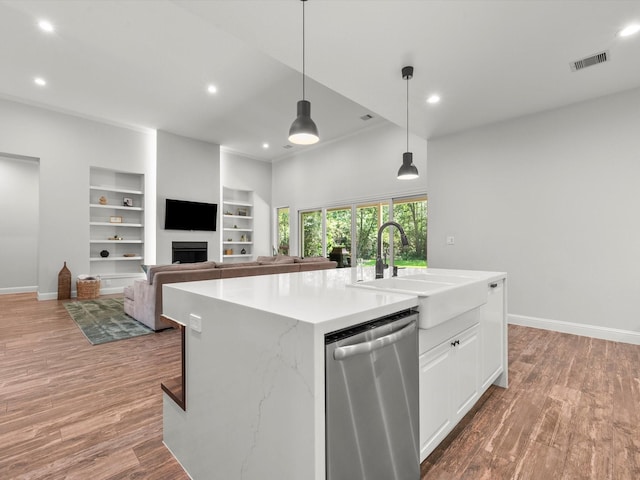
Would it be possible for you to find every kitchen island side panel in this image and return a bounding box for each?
[162,286,319,480]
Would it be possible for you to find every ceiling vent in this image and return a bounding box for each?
[570,50,609,72]
[360,114,374,121]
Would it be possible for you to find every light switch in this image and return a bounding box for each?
[189,313,202,333]
[446,235,455,245]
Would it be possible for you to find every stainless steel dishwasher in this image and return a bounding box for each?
[325,309,419,480]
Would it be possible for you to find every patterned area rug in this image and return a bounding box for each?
[64,297,153,345]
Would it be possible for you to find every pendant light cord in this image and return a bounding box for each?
[406,73,409,151]
[302,0,306,100]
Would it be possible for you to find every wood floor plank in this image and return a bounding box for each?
[423,325,640,480]
[2,294,640,479]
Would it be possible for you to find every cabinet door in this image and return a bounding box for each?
[480,280,505,391]
[453,325,480,419]
[419,341,453,461]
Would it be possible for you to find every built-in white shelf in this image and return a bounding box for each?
[90,203,143,211]
[223,200,252,207]
[90,240,143,244]
[90,222,144,228]
[90,168,145,282]
[222,187,254,262]
[90,256,143,262]
[90,185,143,195]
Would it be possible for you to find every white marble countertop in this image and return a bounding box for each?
[164,267,418,332]
[164,266,506,333]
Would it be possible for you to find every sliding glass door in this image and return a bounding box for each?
[300,209,323,257]
[297,195,427,267]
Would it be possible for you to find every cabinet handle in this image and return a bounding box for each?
[450,339,460,347]
[490,283,498,288]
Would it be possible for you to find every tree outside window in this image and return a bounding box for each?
[277,207,290,255]
[301,210,323,257]
[296,196,427,267]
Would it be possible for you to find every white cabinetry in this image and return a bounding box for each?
[419,277,507,462]
[221,187,253,261]
[89,168,144,281]
[480,279,506,390]
[419,324,479,460]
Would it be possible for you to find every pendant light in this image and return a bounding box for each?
[288,0,319,145]
[397,66,419,180]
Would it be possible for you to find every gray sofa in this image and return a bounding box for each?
[123,256,337,330]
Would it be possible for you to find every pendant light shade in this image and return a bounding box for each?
[289,100,319,145]
[289,0,319,145]
[397,65,419,180]
[398,152,419,179]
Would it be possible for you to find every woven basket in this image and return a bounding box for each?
[77,277,101,300]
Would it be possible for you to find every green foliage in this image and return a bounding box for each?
[301,210,323,257]
[326,208,352,254]
[277,207,290,254]
[392,200,427,262]
[294,198,427,263]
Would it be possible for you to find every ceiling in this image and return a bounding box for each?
[1,0,639,162]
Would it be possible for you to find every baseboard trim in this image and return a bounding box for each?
[37,286,124,301]
[0,286,38,295]
[509,314,640,345]
[38,292,60,301]
[99,286,125,295]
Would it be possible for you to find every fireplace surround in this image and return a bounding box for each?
[172,242,207,264]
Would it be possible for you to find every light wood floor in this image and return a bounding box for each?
[1,293,639,479]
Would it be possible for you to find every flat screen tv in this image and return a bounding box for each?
[164,198,217,231]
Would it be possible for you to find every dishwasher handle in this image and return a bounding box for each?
[333,320,416,361]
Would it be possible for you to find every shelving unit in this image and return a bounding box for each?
[89,167,145,281]
[222,187,254,261]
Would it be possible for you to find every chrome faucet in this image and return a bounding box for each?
[375,221,409,279]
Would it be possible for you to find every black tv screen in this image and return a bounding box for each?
[164,198,217,231]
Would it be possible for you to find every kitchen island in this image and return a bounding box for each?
[162,267,507,479]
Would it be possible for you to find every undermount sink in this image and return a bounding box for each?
[349,276,488,329]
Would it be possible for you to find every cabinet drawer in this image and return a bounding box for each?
[419,307,480,354]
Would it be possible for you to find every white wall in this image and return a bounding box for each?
[0,154,39,292]
[0,98,155,298]
[272,123,427,255]
[156,130,221,264]
[427,87,640,339]
[221,150,272,257]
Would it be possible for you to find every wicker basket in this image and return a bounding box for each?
[76,277,101,300]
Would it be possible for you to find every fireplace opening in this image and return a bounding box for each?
[172,242,208,264]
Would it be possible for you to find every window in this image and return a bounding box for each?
[297,195,427,267]
[326,206,352,256]
[301,209,323,257]
[277,207,290,255]
[391,197,427,268]
[356,202,389,266]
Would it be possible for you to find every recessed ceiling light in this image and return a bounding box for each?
[38,20,54,33]
[619,24,640,37]
[206,84,217,94]
[426,94,441,104]
[262,143,269,149]
[34,77,47,86]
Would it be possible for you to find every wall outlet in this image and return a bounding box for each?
[189,313,202,333]
[446,235,455,245]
